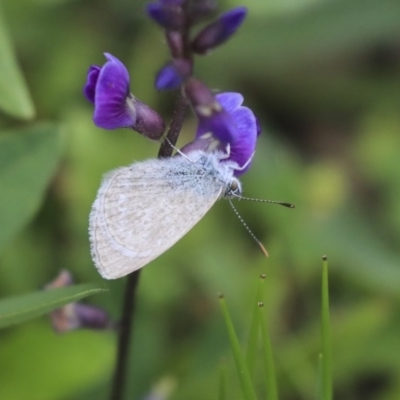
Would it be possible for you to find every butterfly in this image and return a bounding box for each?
[89,150,243,279]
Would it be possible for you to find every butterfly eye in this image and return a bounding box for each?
[229,178,241,195]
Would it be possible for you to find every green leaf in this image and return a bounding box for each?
[0,124,62,253]
[0,283,108,329]
[0,5,34,119]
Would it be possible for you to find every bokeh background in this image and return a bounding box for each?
[1,0,400,399]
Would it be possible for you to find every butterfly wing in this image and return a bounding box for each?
[89,156,223,279]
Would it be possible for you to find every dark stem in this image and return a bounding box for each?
[109,92,188,400]
[109,271,141,400]
[158,93,188,158]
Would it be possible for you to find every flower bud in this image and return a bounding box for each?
[184,77,218,114]
[146,0,186,31]
[192,7,247,54]
[155,59,192,90]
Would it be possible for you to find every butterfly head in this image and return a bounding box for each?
[225,177,242,198]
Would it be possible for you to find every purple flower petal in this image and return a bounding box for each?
[146,3,167,26]
[215,92,243,113]
[196,109,238,143]
[220,7,247,35]
[83,65,101,103]
[93,53,136,129]
[228,106,258,175]
[146,1,184,30]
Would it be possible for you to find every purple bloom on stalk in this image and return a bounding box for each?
[192,7,247,54]
[195,92,259,176]
[146,0,185,31]
[84,53,165,140]
[216,92,260,174]
[184,77,238,144]
[184,79,259,174]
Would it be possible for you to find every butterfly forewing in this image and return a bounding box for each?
[89,156,224,279]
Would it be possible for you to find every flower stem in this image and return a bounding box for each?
[109,271,141,400]
[109,92,188,400]
[158,93,188,158]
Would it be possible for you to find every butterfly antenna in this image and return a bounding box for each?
[231,193,295,208]
[228,199,269,257]
[163,137,195,162]
[163,136,178,152]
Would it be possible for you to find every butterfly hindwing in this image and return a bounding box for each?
[89,156,224,279]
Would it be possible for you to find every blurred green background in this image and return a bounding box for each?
[1,0,400,399]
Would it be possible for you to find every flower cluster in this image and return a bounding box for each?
[83,0,260,175]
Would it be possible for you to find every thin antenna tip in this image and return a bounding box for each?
[259,242,269,257]
[281,202,295,208]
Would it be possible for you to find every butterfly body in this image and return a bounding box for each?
[89,150,241,279]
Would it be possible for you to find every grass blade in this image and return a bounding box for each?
[316,353,323,400]
[246,274,267,376]
[321,256,332,400]
[219,294,258,400]
[258,303,279,400]
[218,359,228,400]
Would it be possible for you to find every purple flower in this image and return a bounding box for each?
[195,92,259,175]
[83,53,165,140]
[192,7,247,54]
[184,77,238,143]
[216,92,260,174]
[46,271,113,333]
[183,78,259,175]
[146,0,185,31]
